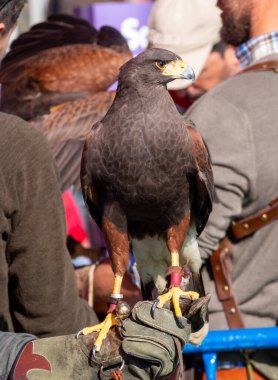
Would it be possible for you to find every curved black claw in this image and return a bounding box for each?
[151,299,160,319]
[92,346,98,360]
[176,316,186,329]
[75,329,84,339]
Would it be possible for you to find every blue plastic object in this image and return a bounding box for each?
[203,352,217,380]
[183,327,278,380]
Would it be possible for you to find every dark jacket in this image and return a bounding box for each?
[0,112,97,337]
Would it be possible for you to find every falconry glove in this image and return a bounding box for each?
[11,297,209,380]
[119,301,191,379]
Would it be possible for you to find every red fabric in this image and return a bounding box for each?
[171,273,182,287]
[62,190,88,245]
[169,90,193,111]
[12,342,51,379]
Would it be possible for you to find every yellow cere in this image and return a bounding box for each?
[161,59,187,76]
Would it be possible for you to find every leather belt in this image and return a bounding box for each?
[210,197,278,328]
[229,197,278,241]
[210,237,245,329]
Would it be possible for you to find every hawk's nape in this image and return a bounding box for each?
[79,48,214,353]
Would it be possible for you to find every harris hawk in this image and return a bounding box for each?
[79,48,214,353]
[0,14,131,120]
[0,14,131,191]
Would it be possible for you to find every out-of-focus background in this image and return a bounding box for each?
[13,0,153,56]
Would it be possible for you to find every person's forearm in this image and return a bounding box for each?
[0,332,37,380]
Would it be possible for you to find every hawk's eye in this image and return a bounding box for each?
[155,61,167,70]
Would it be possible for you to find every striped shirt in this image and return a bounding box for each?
[236,31,278,67]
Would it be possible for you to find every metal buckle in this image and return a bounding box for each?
[99,359,125,378]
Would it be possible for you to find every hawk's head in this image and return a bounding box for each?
[119,48,195,87]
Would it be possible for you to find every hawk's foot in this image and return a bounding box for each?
[151,287,199,328]
[76,312,119,352]
[76,300,131,354]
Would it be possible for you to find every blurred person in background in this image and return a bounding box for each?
[0,0,98,344]
[186,0,278,331]
[185,41,240,101]
[148,0,240,112]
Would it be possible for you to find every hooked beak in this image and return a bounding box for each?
[162,59,195,84]
[180,65,195,82]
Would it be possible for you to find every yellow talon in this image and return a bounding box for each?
[157,287,199,318]
[78,275,125,352]
[182,291,200,300]
[80,313,120,351]
[82,321,105,336]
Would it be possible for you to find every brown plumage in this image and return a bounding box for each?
[0,14,131,120]
[0,14,131,192]
[79,48,214,351]
[31,91,115,191]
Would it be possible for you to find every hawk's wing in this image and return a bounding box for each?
[186,120,214,235]
[186,120,214,298]
[80,122,104,230]
[31,91,115,192]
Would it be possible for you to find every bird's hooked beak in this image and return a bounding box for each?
[161,59,195,83]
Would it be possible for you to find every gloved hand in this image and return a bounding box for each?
[11,295,210,380]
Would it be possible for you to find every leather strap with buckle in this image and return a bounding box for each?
[229,197,278,241]
[211,196,278,328]
[210,237,245,329]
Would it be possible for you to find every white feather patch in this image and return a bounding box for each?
[131,225,202,293]
[181,240,202,273]
[132,237,169,293]
[181,224,202,273]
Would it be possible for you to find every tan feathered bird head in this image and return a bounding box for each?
[0,14,132,120]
